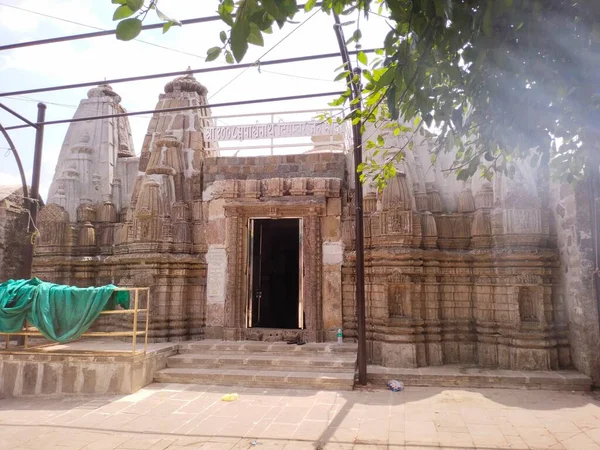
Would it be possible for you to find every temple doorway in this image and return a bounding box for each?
[248,218,302,329]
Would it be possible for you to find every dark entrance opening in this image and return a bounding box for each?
[250,219,300,329]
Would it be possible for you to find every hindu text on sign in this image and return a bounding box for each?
[203,121,343,142]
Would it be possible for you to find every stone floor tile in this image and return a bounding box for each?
[561,433,600,450]
[291,419,329,441]
[502,434,530,450]
[404,420,437,445]
[305,404,342,422]
[261,423,299,440]
[117,436,166,449]
[434,411,467,429]
[170,435,210,447]
[587,428,600,445]
[241,438,286,449]
[82,434,132,450]
[281,441,316,449]
[356,418,390,444]
[320,443,354,450]
[321,426,358,445]
[273,407,310,424]
[437,431,473,448]
[516,426,560,449]
[388,431,405,446]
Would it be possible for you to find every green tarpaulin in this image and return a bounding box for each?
[0,278,130,343]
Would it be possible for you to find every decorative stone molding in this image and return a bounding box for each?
[457,187,476,213]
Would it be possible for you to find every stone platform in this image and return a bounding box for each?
[367,364,593,391]
[154,340,358,391]
[0,339,177,398]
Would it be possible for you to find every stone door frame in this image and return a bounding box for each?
[222,198,325,342]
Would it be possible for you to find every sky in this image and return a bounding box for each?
[0,0,389,200]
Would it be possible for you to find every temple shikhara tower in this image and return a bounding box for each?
[25,72,600,388]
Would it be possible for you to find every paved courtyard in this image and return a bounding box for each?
[1,384,600,450]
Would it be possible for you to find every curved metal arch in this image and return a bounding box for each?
[0,122,29,200]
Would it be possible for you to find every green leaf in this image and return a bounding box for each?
[231,26,249,61]
[206,46,222,62]
[113,5,134,20]
[116,18,143,41]
[357,51,367,65]
[218,0,235,26]
[225,50,234,64]
[112,0,127,4]
[162,21,174,34]
[248,23,264,46]
[126,0,143,12]
[261,0,287,21]
[220,30,228,43]
[304,0,317,11]
[334,71,350,82]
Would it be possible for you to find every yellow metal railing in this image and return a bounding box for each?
[0,287,150,356]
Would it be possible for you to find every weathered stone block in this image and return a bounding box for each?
[327,198,342,216]
[381,342,418,368]
[22,363,38,396]
[322,216,341,241]
[41,364,61,395]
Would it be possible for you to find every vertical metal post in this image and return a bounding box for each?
[144,288,150,354]
[132,288,139,354]
[352,69,367,386]
[22,103,46,279]
[333,15,367,385]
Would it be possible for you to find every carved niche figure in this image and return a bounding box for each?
[518,287,537,322]
[388,280,410,318]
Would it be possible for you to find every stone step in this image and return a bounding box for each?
[154,367,355,391]
[166,353,356,372]
[177,340,358,355]
[367,365,593,391]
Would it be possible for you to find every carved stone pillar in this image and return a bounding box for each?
[303,210,323,342]
[223,209,243,340]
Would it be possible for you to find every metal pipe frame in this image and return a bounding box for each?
[1,287,151,358]
[4,91,346,131]
[333,13,368,386]
[0,49,376,98]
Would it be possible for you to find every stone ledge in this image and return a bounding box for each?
[155,367,355,391]
[367,364,592,391]
[0,340,178,398]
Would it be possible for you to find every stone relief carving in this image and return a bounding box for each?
[518,287,537,322]
[388,284,410,317]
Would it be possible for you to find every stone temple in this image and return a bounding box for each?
[9,72,598,387]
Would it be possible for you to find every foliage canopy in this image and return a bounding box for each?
[111,0,600,186]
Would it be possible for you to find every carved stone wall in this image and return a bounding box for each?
[342,168,571,372]
[550,181,600,384]
[203,174,343,342]
[25,80,588,378]
[34,74,210,342]
[0,186,29,282]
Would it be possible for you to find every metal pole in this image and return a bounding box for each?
[352,71,367,386]
[0,49,376,98]
[333,15,367,385]
[21,103,46,279]
[5,91,346,131]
